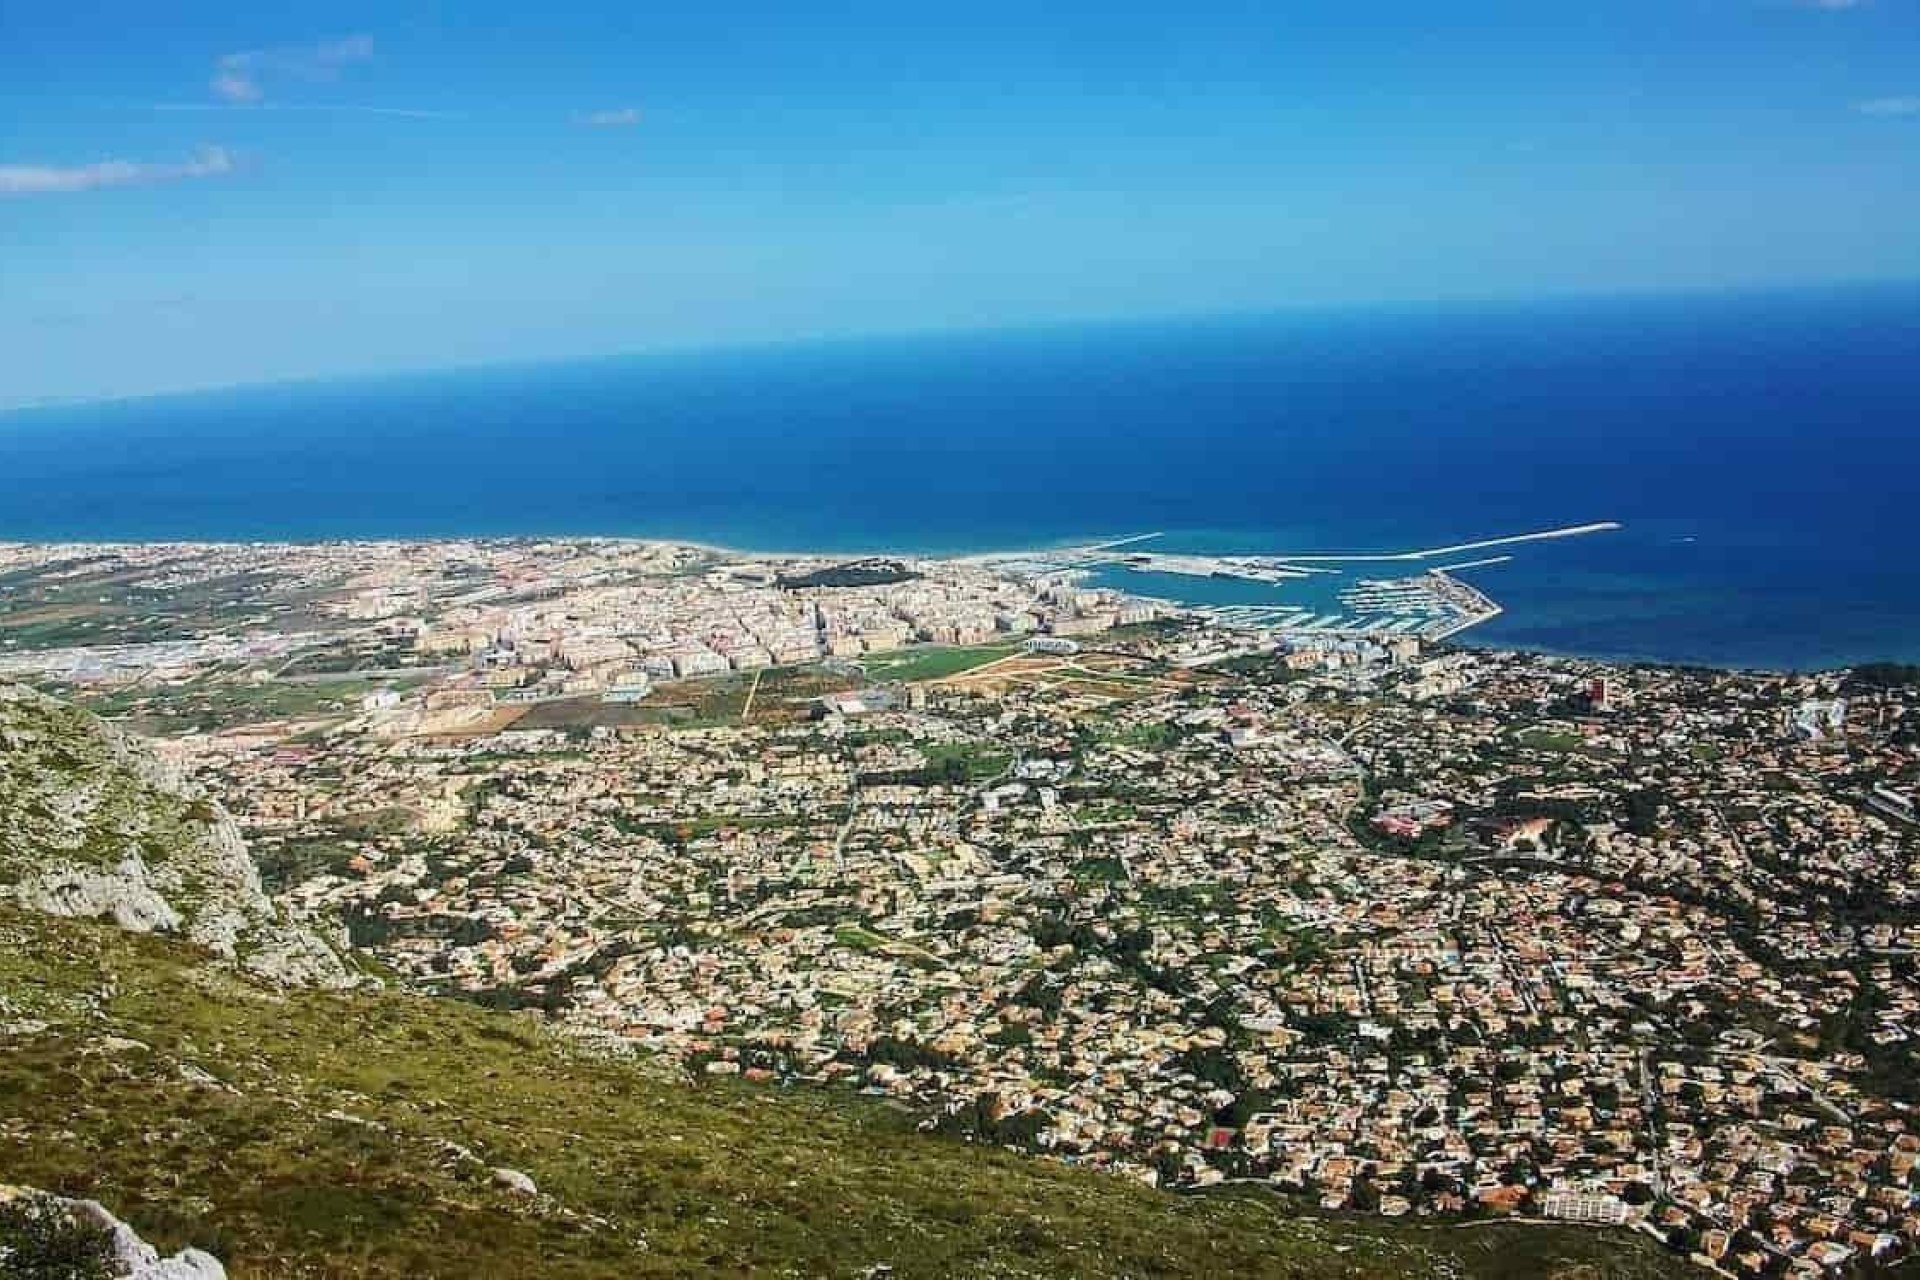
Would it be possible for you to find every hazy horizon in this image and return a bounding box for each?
[4,273,1917,418]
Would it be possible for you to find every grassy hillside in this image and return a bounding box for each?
[0,908,1683,1279]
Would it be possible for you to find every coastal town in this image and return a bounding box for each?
[4,536,1920,1277]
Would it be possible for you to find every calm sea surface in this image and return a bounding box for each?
[4,285,1919,670]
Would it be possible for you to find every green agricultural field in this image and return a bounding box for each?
[0,569,300,649]
[859,643,1022,683]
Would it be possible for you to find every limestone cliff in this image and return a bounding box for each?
[0,684,351,989]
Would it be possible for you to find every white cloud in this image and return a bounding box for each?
[1855,96,1920,116]
[212,67,262,104]
[577,107,642,128]
[0,147,236,196]
[213,35,374,104]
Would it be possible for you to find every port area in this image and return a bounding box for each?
[1181,567,1501,644]
[987,523,1618,644]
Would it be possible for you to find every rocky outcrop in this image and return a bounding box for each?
[0,1185,228,1279]
[491,1167,539,1197]
[15,853,183,934]
[0,684,352,989]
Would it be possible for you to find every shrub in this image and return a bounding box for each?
[0,1195,120,1280]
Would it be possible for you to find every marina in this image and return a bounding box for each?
[998,522,1607,646]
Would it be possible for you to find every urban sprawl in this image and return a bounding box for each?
[3,536,1919,1278]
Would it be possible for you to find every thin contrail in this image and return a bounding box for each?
[144,102,463,120]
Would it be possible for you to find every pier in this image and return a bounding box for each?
[1269,522,1620,564]
[988,521,1616,645]
[993,521,1615,587]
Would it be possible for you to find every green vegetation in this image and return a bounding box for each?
[1072,800,1138,825]
[0,605,122,650]
[651,813,807,839]
[858,740,1010,787]
[859,643,1021,683]
[1513,727,1588,754]
[0,568,315,651]
[776,559,922,589]
[1100,619,1188,643]
[920,741,1012,781]
[0,688,213,883]
[833,924,891,951]
[1092,720,1184,749]
[0,1195,118,1280]
[252,810,426,894]
[252,834,365,895]
[0,909,1683,1279]
[513,666,863,735]
[1210,653,1306,683]
[1070,855,1129,883]
[1260,919,1332,971]
[75,674,422,735]
[513,680,751,732]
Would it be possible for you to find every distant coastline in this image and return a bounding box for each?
[3,289,1918,670]
[0,525,1906,679]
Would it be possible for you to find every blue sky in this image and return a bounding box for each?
[3,0,1918,408]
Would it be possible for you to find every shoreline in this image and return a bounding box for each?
[0,527,1905,677]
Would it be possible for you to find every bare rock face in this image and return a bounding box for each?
[76,1197,229,1280]
[0,684,353,989]
[15,852,184,933]
[0,1184,228,1279]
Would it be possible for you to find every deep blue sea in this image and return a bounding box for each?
[4,285,1919,671]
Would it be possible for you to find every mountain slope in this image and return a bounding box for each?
[0,683,348,989]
